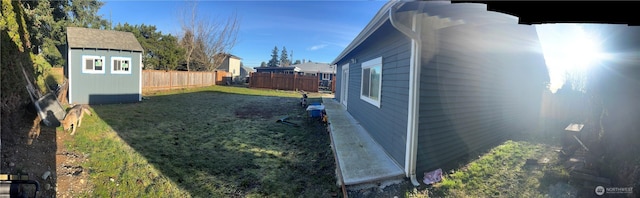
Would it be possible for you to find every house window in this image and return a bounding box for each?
[111,57,132,74]
[322,73,331,80]
[82,55,105,74]
[360,57,382,107]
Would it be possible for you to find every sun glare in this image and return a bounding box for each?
[565,31,602,70]
[536,24,606,93]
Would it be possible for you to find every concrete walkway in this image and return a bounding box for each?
[322,96,405,186]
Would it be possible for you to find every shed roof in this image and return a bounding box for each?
[66,27,144,52]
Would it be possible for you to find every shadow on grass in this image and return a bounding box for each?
[84,89,338,197]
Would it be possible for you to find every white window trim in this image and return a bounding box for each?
[111,56,132,74]
[360,57,382,108]
[82,55,106,74]
[322,73,331,80]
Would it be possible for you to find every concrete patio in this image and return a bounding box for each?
[322,96,405,187]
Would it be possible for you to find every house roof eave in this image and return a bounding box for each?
[331,1,405,65]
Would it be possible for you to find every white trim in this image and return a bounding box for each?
[341,63,349,108]
[139,53,142,101]
[81,55,106,74]
[322,73,331,80]
[68,47,73,104]
[390,5,422,186]
[110,56,132,74]
[360,57,382,108]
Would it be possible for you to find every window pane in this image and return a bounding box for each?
[114,60,121,71]
[95,59,103,70]
[370,65,381,100]
[85,59,93,70]
[362,68,370,97]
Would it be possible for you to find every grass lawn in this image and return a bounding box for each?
[62,86,338,197]
[408,139,574,198]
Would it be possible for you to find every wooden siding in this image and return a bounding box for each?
[336,21,411,167]
[416,23,548,175]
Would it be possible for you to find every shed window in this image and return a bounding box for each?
[112,57,132,74]
[82,55,105,74]
[360,57,382,107]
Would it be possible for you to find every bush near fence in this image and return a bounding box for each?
[249,72,319,92]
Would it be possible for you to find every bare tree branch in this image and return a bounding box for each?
[179,1,239,71]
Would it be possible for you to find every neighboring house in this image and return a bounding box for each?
[240,66,254,81]
[216,54,242,81]
[291,62,336,87]
[332,1,548,185]
[65,27,144,104]
[254,66,301,74]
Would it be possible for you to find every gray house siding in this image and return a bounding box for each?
[69,48,141,104]
[335,21,411,167]
[416,23,548,175]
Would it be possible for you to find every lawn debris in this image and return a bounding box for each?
[276,116,300,127]
[423,168,443,185]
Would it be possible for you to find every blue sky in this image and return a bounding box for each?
[97,0,388,67]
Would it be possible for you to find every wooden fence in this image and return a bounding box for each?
[215,70,231,85]
[142,70,216,92]
[249,72,319,92]
[332,77,336,93]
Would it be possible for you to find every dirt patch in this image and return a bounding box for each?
[1,109,90,198]
[234,103,277,119]
[235,98,300,119]
[1,111,57,197]
[346,180,414,198]
[55,132,91,198]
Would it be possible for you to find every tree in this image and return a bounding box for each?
[179,1,240,71]
[20,0,108,67]
[66,0,110,29]
[294,60,301,65]
[115,23,185,70]
[280,46,290,67]
[260,61,267,67]
[268,46,279,67]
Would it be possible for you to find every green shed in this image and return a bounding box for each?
[65,27,143,104]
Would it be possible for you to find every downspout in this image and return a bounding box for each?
[389,2,423,186]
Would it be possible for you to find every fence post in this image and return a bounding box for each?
[270,73,274,89]
[169,70,173,90]
[293,73,298,91]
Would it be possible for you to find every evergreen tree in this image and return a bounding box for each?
[260,61,267,67]
[20,0,109,67]
[114,23,185,70]
[268,46,279,67]
[280,46,290,67]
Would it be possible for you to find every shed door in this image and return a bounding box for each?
[341,64,349,108]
